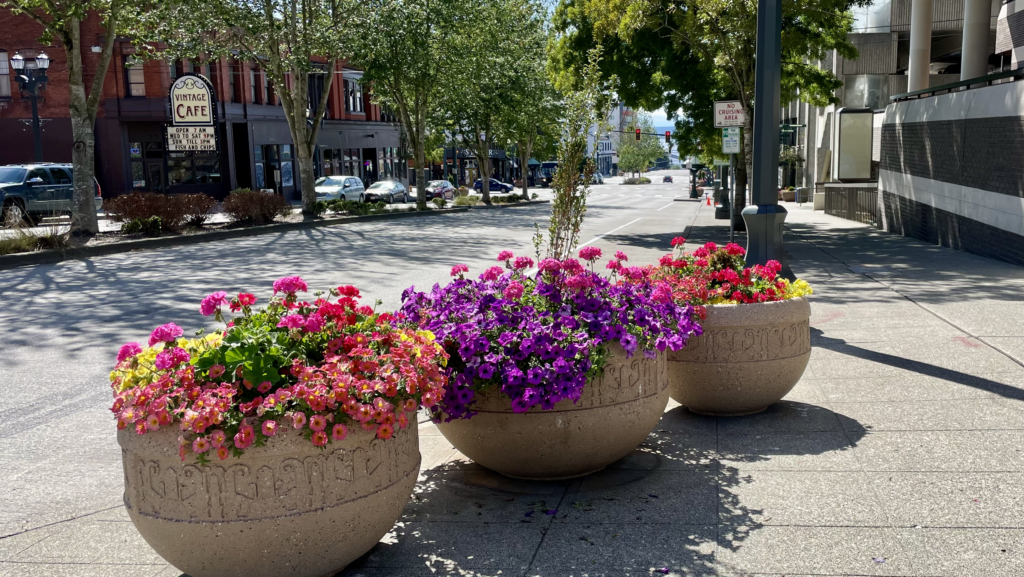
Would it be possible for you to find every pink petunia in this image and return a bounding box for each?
[217,446,230,460]
[309,414,328,432]
[277,314,306,330]
[117,342,142,363]
[257,381,272,394]
[578,246,602,262]
[234,424,255,449]
[496,250,514,261]
[311,431,328,446]
[450,264,469,277]
[331,423,348,441]
[503,281,525,300]
[210,430,227,447]
[148,323,183,346]
[513,256,534,270]
[199,291,228,317]
[262,420,278,436]
[192,436,211,453]
[614,250,629,262]
[291,412,307,429]
[208,364,226,378]
[481,266,504,282]
[273,276,308,295]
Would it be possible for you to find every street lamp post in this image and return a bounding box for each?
[10,52,51,162]
[741,0,795,280]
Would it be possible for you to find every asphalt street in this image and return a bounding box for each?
[0,170,700,537]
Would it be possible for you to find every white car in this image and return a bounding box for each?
[315,176,364,202]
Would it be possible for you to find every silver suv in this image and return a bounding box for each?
[315,175,365,202]
[0,163,103,225]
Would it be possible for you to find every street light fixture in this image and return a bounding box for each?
[11,51,50,162]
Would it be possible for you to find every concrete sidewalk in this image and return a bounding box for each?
[0,202,1021,577]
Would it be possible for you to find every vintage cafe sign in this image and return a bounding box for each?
[170,74,215,126]
[167,74,218,152]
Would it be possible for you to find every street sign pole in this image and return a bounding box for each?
[729,153,736,243]
[742,0,794,279]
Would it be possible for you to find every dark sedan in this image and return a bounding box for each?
[362,180,409,203]
[473,178,514,194]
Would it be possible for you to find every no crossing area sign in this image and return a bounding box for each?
[714,100,745,128]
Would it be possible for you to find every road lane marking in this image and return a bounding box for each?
[579,218,644,246]
[656,202,675,211]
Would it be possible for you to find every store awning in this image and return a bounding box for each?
[527,158,542,166]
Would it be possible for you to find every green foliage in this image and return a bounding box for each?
[531,193,540,199]
[431,197,447,209]
[491,193,525,204]
[617,112,665,176]
[454,195,481,206]
[122,216,164,237]
[0,234,41,256]
[622,177,652,185]
[312,201,329,218]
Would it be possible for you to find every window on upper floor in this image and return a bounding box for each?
[344,78,364,114]
[125,60,146,97]
[0,51,11,100]
[229,60,243,103]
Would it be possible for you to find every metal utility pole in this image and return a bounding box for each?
[10,52,51,162]
[741,0,795,279]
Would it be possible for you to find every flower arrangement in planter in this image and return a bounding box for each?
[110,277,447,577]
[645,238,813,416]
[400,247,701,479]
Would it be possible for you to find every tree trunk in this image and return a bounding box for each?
[66,19,99,235]
[733,110,754,233]
[296,142,317,215]
[415,139,428,210]
[518,144,531,198]
[480,149,492,204]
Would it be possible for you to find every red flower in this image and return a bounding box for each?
[670,237,687,247]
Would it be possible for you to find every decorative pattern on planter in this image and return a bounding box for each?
[668,319,811,364]
[122,428,419,522]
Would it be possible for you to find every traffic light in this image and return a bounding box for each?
[635,128,641,141]
[665,131,671,144]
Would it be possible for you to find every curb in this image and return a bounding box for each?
[466,200,550,210]
[0,207,470,271]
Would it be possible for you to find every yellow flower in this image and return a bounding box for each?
[782,279,813,299]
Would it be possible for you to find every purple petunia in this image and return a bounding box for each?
[399,252,702,421]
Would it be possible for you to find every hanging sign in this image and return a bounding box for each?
[166,73,218,152]
[714,100,745,128]
[722,127,740,154]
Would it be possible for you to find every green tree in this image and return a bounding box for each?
[617,112,664,177]
[442,0,547,204]
[1,0,129,234]
[352,0,459,210]
[552,0,863,217]
[140,0,359,216]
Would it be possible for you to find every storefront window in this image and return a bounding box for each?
[168,155,195,186]
[194,158,221,183]
[280,145,292,161]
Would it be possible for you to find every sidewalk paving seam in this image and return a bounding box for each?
[0,505,121,541]
[521,482,572,577]
[784,224,1024,371]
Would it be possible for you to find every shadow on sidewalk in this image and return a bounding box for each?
[336,401,869,576]
[812,328,1024,401]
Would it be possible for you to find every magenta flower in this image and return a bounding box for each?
[561,258,584,275]
[565,274,595,291]
[538,258,562,273]
[277,314,306,330]
[497,250,514,261]
[503,281,525,300]
[614,250,629,262]
[304,313,325,333]
[606,259,622,271]
[513,256,534,270]
[208,364,226,378]
[272,276,308,295]
[148,323,183,346]
[578,246,602,262]
[450,264,469,277]
[117,342,142,363]
[481,266,504,282]
[199,291,228,317]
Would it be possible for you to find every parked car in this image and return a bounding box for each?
[314,175,364,202]
[473,178,514,194]
[539,161,558,187]
[590,173,604,185]
[0,163,102,225]
[424,180,457,200]
[662,175,674,183]
[362,180,409,203]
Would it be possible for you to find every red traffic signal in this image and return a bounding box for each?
[635,128,641,141]
[665,131,671,143]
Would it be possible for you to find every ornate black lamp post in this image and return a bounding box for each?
[10,51,50,162]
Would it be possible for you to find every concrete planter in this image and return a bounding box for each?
[668,297,811,416]
[118,423,420,577]
[436,344,668,480]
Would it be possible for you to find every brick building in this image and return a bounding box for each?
[0,9,405,200]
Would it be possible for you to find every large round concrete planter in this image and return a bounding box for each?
[118,423,419,577]
[436,344,668,480]
[668,296,811,416]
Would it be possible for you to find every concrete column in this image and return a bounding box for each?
[908,0,933,92]
[960,0,993,81]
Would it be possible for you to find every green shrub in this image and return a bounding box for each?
[370,201,388,214]
[457,186,470,197]
[431,197,447,209]
[0,234,39,256]
[531,193,539,200]
[122,216,164,237]
[179,193,218,227]
[622,177,652,185]
[312,201,329,218]
[454,195,479,206]
[223,189,290,225]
